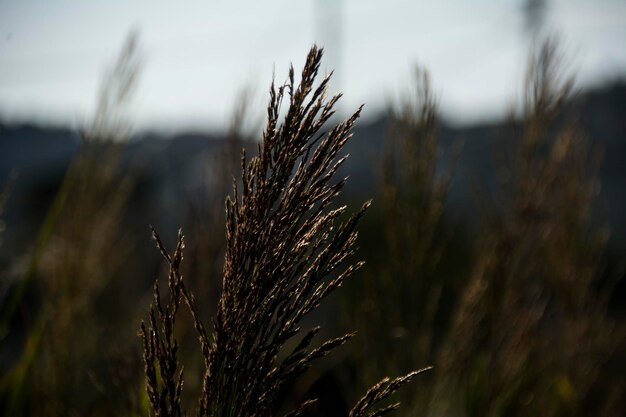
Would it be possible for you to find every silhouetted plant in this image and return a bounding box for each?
[0,32,144,417]
[441,38,621,417]
[141,45,428,417]
[346,67,457,413]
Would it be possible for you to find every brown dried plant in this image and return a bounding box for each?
[0,32,143,416]
[141,46,429,417]
[440,38,622,417]
[346,67,457,413]
[182,85,253,329]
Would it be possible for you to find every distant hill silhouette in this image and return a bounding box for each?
[1,81,625,261]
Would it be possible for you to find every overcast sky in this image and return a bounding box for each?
[1,0,625,131]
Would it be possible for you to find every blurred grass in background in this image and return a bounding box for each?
[0,32,624,416]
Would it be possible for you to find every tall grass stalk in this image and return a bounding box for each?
[345,67,458,413]
[141,45,428,417]
[0,32,144,416]
[440,38,621,417]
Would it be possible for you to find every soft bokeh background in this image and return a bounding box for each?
[1,0,625,128]
[1,1,625,416]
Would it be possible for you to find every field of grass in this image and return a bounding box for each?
[0,36,623,416]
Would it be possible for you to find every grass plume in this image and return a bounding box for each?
[440,37,621,417]
[141,45,424,417]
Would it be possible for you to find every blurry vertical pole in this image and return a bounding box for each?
[522,0,550,112]
[316,0,344,116]
[522,0,548,42]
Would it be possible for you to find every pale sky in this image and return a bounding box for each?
[0,0,625,131]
